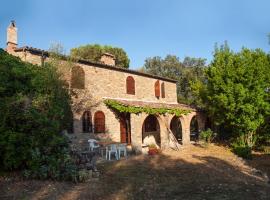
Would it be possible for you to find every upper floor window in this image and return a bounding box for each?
[71,66,85,89]
[94,111,105,133]
[126,76,135,95]
[161,82,165,98]
[154,80,160,98]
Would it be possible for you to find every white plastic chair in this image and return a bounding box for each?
[118,143,127,158]
[106,144,119,160]
[88,139,100,152]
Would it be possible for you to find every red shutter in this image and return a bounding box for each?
[94,111,105,133]
[126,76,135,95]
[155,80,160,98]
[161,82,165,98]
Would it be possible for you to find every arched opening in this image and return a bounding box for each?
[190,116,199,142]
[126,76,135,95]
[94,111,105,133]
[71,66,85,89]
[170,116,182,144]
[142,115,161,147]
[82,111,92,133]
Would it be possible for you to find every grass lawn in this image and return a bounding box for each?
[0,144,269,200]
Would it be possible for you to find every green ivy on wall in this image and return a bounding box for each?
[104,99,191,116]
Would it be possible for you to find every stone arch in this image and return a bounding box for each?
[142,114,161,147]
[170,115,184,144]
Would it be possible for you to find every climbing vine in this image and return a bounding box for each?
[104,99,191,116]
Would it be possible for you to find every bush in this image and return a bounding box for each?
[199,128,216,143]
[232,146,252,159]
[231,137,252,159]
[0,49,76,181]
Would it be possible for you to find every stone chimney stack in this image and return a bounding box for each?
[100,53,115,66]
[6,20,18,52]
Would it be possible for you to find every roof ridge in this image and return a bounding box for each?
[14,46,178,83]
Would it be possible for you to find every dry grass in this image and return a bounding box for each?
[0,144,269,200]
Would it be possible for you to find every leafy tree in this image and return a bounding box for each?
[204,44,270,148]
[142,55,206,104]
[70,44,130,68]
[0,49,76,180]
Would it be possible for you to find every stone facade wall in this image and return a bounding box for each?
[77,62,177,103]
[8,49,206,153]
[10,51,44,66]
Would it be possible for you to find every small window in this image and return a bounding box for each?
[154,80,160,98]
[161,82,165,98]
[94,111,105,133]
[144,115,158,132]
[126,76,135,95]
[71,66,85,89]
[82,111,92,133]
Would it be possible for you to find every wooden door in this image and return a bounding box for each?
[120,113,131,144]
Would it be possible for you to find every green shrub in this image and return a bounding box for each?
[0,49,76,181]
[231,137,252,159]
[232,146,252,159]
[199,128,216,143]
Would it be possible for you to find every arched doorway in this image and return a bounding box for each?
[170,116,182,144]
[82,111,92,133]
[190,116,199,142]
[142,115,161,147]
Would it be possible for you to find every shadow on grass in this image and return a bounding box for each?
[0,153,269,200]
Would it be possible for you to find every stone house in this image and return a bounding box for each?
[5,21,206,153]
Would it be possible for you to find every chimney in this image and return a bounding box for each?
[6,20,18,52]
[100,53,115,66]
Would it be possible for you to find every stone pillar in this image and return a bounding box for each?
[158,115,170,150]
[130,113,145,153]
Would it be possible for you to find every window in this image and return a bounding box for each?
[126,76,135,95]
[154,80,160,98]
[144,115,158,132]
[71,66,85,89]
[161,82,165,98]
[94,111,105,133]
[82,111,92,133]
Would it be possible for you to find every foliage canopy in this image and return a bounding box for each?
[70,44,130,68]
[0,49,75,180]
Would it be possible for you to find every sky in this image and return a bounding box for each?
[0,0,270,69]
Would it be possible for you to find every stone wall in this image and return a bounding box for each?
[8,49,206,153]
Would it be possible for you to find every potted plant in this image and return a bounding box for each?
[148,144,159,155]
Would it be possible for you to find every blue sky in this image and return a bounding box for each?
[0,0,269,69]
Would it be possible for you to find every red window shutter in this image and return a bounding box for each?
[155,80,160,98]
[126,76,135,95]
[161,82,165,98]
[94,111,105,133]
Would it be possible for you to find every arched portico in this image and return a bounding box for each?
[170,115,184,144]
[142,115,161,147]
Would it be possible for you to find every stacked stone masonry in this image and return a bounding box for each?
[6,21,206,153]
